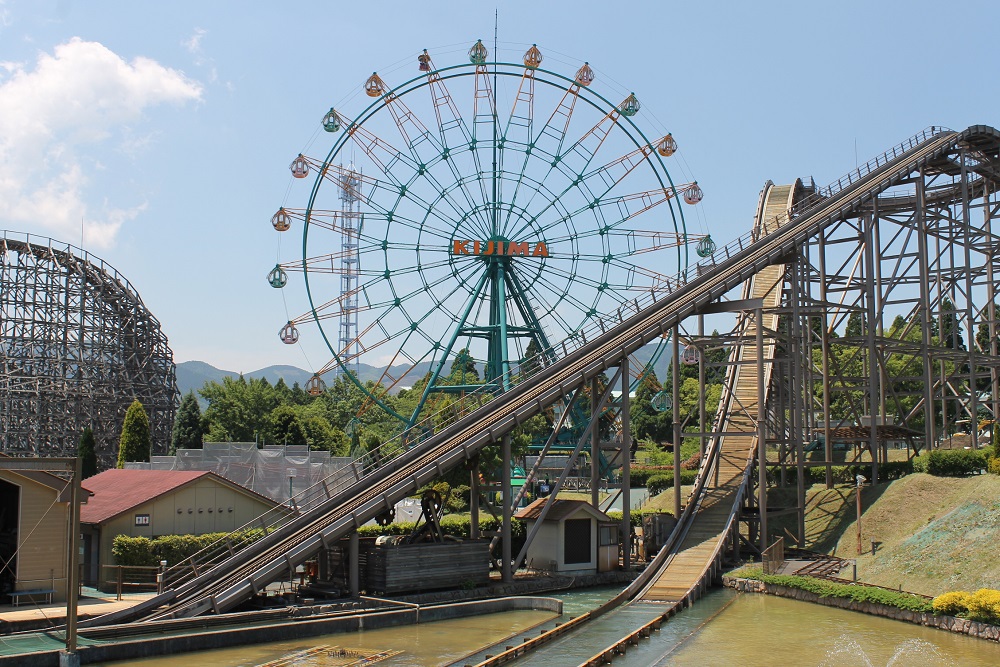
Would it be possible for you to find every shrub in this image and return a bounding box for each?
[644,470,697,495]
[965,589,1000,625]
[112,530,265,567]
[988,457,1000,476]
[932,590,970,616]
[357,514,526,541]
[607,507,675,527]
[734,570,933,614]
[646,474,671,495]
[913,449,989,477]
[111,535,155,567]
[765,461,913,486]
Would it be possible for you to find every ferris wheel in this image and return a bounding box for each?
[270,41,710,429]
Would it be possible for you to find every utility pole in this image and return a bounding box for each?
[855,474,865,556]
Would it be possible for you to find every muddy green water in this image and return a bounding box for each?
[99,609,554,666]
[99,588,1000,666]
[614,591,1000,667]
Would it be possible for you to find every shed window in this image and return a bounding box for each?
[564,518,591,564]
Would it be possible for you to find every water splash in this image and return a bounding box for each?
[817,634,953,667]
[817,636,875,667]
[885,638,950,667]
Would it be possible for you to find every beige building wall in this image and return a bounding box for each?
[0,470,70,602]
[96,477,276,571]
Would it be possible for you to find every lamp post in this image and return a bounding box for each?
[287,468,297,504]
[855,474,865,556]
[157,560,167,595]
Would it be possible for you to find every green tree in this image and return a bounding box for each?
[520,339,544,380]
[171,391,204,453]
[269,404,307,446]
[117,399,151,468]
[630,369,671,442]
[78,427,98,478]
[846,312,864,338]
[200,375,280,444]
[450,348,478,382]
[939,297,965,351]
[976,313,996,353]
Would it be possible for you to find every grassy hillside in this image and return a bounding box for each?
[768,473,1000,596]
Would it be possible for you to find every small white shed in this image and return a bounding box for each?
[515,498,618,574]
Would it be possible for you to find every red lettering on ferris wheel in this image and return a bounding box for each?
[451,240,549,257]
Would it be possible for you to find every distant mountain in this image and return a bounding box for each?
[177,339,672,398]
[175,359,436,397]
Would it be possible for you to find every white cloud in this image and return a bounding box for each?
[182,28,225,87]
[0,38,202,247]
[182,28,207,55]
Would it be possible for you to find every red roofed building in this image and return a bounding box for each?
[80,469,281,586]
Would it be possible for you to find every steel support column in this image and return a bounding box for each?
[620,356,631,571]
[501,434,512,583]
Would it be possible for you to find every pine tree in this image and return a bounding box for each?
[78,427,98,478]
[171,391,204,453]
[117,399,151,468]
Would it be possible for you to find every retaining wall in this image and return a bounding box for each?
[723,576,1000,642]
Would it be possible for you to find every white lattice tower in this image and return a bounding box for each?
[337,163,361,379]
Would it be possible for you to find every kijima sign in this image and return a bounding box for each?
[451,240,550,257]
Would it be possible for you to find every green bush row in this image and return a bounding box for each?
[645,470,698,495]
[733,567,932,613]
[933,589,1000,624]
[913,448,991,477]
[356,514,526,540]
[629,466,697,488]
[766,460,914,485]
[606,507,675,527]
[112,530,264,567]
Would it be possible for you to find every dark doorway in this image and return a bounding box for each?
[564,518,591,564]
[0,479,19,596]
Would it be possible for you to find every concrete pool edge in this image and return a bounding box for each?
[723,576,1000,643]
[0,596,563,666]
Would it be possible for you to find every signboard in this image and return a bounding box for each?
[134,514,150,526]
[451,240,549,257]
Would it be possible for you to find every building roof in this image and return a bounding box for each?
[79,469,276,524]
[514,498,613,523]
[0,454,94,502]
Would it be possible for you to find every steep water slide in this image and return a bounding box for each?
[85,125,995,629]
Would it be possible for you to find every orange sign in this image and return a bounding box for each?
[451,240,549,257]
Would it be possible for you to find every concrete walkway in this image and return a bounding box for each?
[1,589,155,632]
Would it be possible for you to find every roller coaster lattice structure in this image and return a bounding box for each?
[0,231,178,469]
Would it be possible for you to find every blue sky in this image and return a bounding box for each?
[1,0,997,374]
